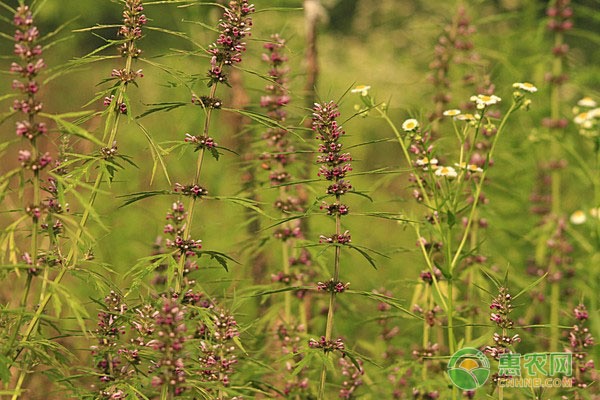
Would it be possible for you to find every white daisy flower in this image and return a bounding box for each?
[470,94,502,109]
[443,109,461,117]
[454,162,483,172]
[512,82,538,93]
[402,118,419,132]
[434,166,458,178]
[455,113,479,122]
[416,157,438,167]
[574,112,590,125]
[577,96,597,108]
[569,210,587,225]
[351,85,371,96]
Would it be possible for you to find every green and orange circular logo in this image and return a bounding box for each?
[447,348,490,390]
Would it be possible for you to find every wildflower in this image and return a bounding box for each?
[574,112,590,126]
[565,304,596,391]
[434,166,458,178]
[351,85,371,96]
[569,210,587,225]
[11,5,46,140]
[512,82,538,93]
[589,207,600,219]
[148,296,188,396]
[338,357,364,399]
[308,336,345,353]
[206,0,255,86]
[416,157,438,168]
[197,308,240,388]
[442,109,461,117]
[454,162,483,173]
[402,118,419,132]
[455,113,479,122]
[316,279,350,293]
[485,287,518,361]
[173,183,208,198]
[577,96,597,108]
[117,0,147,59]
[470,94,501,109]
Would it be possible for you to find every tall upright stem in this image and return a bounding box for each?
[175,80,218,294]
[318,196,341,399]
[548,28,564,353]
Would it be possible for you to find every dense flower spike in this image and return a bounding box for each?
[312,101,362,396]
[206,0,255,86]
[117,0,146,59]
[11,4,70,279]
[313,101,353,202]
[161,201,200,285]
[12,5,46,142]
[484,287,520,360]
[90,292,139,398]
[565,304,596,392]
[338,357,364,399]
[197,309,240,388]
[148,296,188,396]
[259,34,311,302]
[427,6,480,130]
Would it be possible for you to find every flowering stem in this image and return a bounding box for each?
[282,239,292,323]
[10,369,26,400]
[464,221,478,343]
[450,103,517,272]
[175,83,216,294]
[421,284,431,382]
[548,27,564,353]
[378,109,433,208]
[13,16,141,362]
[319,198,342,399]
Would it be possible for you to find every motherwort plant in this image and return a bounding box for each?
[175,0,254,293]
[307,101,363,398]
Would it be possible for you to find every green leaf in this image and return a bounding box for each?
[513,273,548,300]
[197,250,239,272]
[447,211,456,228]
[137,101,188,119]
[136,122,171,185]
[292,350,314,377]
[40,113,104,147]
[213,196,273,219]
[118,190,172,207]
[248,286,307,298]
[125,252,178,295]
[346,243,389,269]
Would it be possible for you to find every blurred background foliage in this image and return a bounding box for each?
[1,0,600,397]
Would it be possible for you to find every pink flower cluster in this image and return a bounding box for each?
[207,0,255,86]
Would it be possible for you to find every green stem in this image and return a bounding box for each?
[450,103,517,271]
[548,27,563,353]
[318,197,342,399]
[175,80,219,294]
[378,109,433,209]
[282,239,291,323]
[13,52,136,360]
[10,368,26,400]
[464,219,478,344]
[421,284,431,382]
